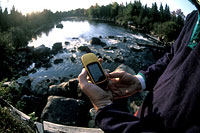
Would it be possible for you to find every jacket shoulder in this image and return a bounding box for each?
[185,10,198,22]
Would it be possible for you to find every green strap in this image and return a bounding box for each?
[188,11,200,49]
[137,72,146,81]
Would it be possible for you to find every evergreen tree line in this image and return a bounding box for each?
[87,1,185,42]
[0,7,62,49]
[64,1,185,42]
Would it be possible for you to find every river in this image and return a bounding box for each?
[26,18,157,84]
[28,19,150,48]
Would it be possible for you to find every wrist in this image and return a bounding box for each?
[93,100,112,112]
[135,73,146,90]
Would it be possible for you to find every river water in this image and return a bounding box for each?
[27,18,156,83]
[29,19,150,48]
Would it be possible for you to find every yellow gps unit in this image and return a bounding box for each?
[81,53,108,89]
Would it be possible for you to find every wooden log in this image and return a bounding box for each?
[145,34,164,45]
[43,121,104,133]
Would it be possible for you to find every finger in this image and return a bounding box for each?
[78,68,88,84]
[98,58,103,64]
[107,79,113,87]
[105,69,110,73]
[104,69,110,77]
[109,71,125,78]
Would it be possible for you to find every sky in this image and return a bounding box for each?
[0,0,196,16]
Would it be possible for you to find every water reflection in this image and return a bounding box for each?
[28,19,146,48]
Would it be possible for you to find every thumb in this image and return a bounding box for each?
[78,68,88,85]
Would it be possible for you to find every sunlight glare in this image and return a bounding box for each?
[9,0,103,15]
[11,0,50,14]
[5,0,120,15]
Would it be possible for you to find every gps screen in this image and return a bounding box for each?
[87,62,106,83]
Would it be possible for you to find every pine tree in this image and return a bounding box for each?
[159,3,165,22]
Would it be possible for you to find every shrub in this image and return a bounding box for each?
[0,105,34,133]
[153,21,178,42]
[0,80,25,111]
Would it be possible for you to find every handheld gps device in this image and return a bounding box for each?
[81,53,108,89]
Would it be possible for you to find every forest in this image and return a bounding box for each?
[0,1,185,80]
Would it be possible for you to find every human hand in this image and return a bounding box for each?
[108,71,142,99]
[78,68,113,111]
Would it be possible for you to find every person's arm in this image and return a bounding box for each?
[95,101,165,133]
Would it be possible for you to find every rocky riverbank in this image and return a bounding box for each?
[2,34,168,129]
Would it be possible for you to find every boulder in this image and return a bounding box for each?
[70,56,76,63]
[17,76,33,95]
[32,79,49,96]
[90,37,101,44]
[64,41,70,45]
[114,57,125,63]
[56,23,63,29]
[31,77,60,96]
[72,37,79,39]
[41,58,51,68]
[48,78,79,98]
[41,96,89,126]
[70,49,76,53]
[124,48,156,73]
[107,36,115,39]
[32,45,51,58]
[53,59,63,64]
[52,42,62,54]
[21,95,46,115]
[103,56,112,63]
[78,46,91,53]
[122,37,127,42]
[90,37,106,47]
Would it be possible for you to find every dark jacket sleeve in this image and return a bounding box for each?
[95,102,165,133]
[186,125,200,133]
